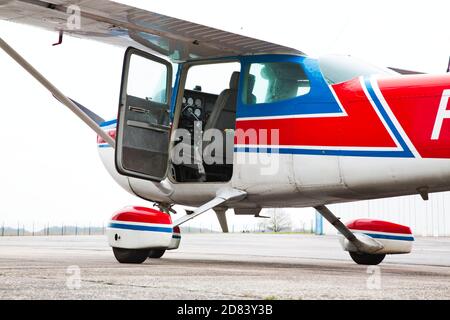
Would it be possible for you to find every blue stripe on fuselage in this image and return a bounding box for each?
[234,147,412,158]
[100,119,117,127]
[363,78,413,158]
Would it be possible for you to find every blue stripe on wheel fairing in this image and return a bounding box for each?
[363,233,414,241]
[108,223,173,233]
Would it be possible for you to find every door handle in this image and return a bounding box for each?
[129,106,146,113]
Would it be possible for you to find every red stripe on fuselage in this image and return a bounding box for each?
[235,78,397,148]
[97,129,116,144]
[378,74,450,158]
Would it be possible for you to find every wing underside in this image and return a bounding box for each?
[0,0,303,61]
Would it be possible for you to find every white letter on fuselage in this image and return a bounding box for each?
[431,89,450,140]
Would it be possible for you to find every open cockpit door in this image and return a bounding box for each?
[116,47,173,182]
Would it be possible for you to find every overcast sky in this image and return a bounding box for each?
[0,0,449,230]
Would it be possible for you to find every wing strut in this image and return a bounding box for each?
[173,188,246,227]
[0,36,115,148]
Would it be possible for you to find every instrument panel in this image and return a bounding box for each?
[180,90,218,129]
[182,96,203,120]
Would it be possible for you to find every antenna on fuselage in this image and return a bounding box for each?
[447,56,450,73]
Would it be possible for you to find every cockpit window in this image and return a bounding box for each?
[319,54,398,84]
[243,62,311,104]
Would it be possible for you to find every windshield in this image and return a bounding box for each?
[319,54,398,84]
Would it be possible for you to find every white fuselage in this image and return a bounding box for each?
[98,145,450,209]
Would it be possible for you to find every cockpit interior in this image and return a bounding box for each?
[170,62,241,183]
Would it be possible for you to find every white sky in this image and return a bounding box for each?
[0,0,449,230]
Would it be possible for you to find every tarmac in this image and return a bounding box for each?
[0,233,449,299]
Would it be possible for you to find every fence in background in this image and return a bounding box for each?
[0,222,315,236]
[0,223,106,237]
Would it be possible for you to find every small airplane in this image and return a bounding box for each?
[1,0,449,265]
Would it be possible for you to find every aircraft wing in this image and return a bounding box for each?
[0,0,303,61]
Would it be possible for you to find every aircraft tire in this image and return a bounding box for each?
[349,252,386,265]
[148,249,166,259]
[112,247,149,264]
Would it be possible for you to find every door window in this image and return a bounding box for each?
[127,54,169,104]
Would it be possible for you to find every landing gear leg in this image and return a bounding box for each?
[214,207,229,233]
[314,205,385,265]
